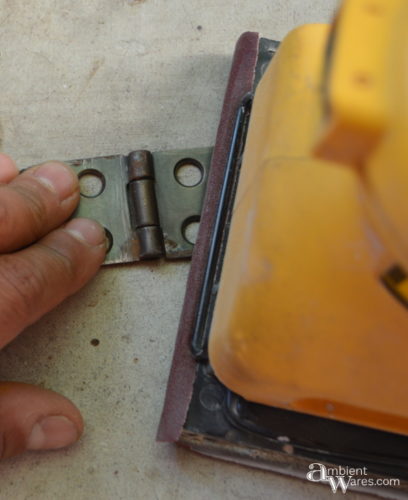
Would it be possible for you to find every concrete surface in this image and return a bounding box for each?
[0,0,374,499]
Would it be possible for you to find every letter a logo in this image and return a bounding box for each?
[306,463,328,483]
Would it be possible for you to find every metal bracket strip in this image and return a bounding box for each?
[66,147,213,265]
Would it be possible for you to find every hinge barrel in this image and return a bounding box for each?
[127,150,165,260]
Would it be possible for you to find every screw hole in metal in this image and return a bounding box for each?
[104,228,113,253]
[78,169,106,198]
[182,216,200,245]
[174,158,204,187]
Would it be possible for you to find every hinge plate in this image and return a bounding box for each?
[67,147,212,265]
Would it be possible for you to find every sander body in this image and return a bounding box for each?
[158,0,408,495]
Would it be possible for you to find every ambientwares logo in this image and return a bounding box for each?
[306,463,400,494]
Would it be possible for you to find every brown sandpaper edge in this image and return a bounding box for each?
[157,32,259,443]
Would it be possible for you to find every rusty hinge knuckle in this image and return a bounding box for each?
[127,150,164,260]
[128,150,155,180]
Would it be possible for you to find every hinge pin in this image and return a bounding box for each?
[127,150,165,260]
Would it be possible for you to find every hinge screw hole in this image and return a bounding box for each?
[78,169,106,198]
[174,159,203,187]
[104,228,113,253]
[182,216,200,245]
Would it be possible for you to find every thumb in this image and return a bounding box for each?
[0,382,83,459]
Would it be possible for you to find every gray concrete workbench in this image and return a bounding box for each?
[0,1,371,499]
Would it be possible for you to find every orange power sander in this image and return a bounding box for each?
[157,0,408,496]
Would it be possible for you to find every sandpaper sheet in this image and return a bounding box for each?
[157,31,259,442]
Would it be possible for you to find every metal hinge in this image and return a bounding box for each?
[66,147,212,265]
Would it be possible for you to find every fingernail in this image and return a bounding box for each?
[33,162,77,201]
[27,416,79,451]
[65,218,106,246]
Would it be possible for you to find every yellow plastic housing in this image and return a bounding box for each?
[208,0,408,435]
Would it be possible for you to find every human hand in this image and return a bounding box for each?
[0,154,106,459]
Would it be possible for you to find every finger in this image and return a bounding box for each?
[0,154,19,184]
[0,382,83,460]
[0,161,80,253]
[0,218,106,347]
